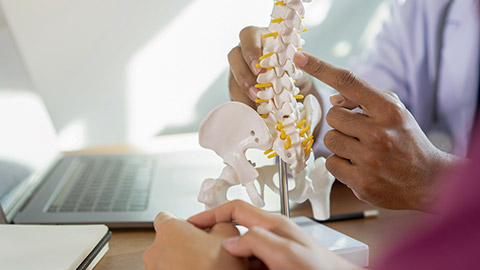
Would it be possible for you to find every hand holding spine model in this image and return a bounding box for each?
[198,0,335,220]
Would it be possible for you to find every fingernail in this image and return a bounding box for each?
[330,94,344,105]
[252,60,262,75]
[249,86,259,100]
[222,237,239,250]
[294,52,308,67]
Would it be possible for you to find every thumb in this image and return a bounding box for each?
[222,226,298,269]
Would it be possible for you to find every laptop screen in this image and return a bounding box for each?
[0,91,58,213]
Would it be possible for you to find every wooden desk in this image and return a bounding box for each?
[93,182,425,270]
[70,140,426,269]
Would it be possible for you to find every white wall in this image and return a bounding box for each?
[0,10,33,92]
[0,0,388,151]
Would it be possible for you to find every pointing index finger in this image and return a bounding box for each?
[294,52,385,113]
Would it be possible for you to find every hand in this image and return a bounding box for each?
[143,212,247,270]
[294,52,463,211]
[228,26,320,113]
[188,200,359,270]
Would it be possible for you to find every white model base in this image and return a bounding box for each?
[292,216,369,267]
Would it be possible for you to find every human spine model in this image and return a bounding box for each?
[197,0,335,220]
[256,0,314,176]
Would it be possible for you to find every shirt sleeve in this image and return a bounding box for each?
[349,0,415,109]
[313,0,414,158]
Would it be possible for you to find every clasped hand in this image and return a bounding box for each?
[144,200,356,270]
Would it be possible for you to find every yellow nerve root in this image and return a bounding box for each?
[268,152,279,159]
[256,63,273,70]
[276,121,283,131]
[299,126,310,137]
[294,95,304,100]
[297,119,306,128]
[255,98,270,103]
[271,18,284,23]
[275,1,286,6]
[285,136,292,149]
[255,83,273,88]
[259,52,274,60]
[298,28,308,33]
[262,32,279,39]
[305,139,314,156]
[280,129,287,140]
[302,135,314,147]
[264,149,273,155]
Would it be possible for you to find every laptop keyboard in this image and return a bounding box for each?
[47,156,154,213]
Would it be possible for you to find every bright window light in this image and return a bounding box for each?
[303,0,332,27]
[127,0,274,143]
[333,41,352,58]
[57,119,87,151]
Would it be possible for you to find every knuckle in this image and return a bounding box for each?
[387,101,405,120]
[323,130,341,152]
[239,26,256,40]
[383,97,407,122]
[274,214,291,226]
[385,91,400,100]
[336,70,358,89]
[238,75,252,89]
[229,199,248,207]
[325,107,335,126]
[325,156,340,175]
[227,46,241,65]
[154,213,177,232]
[153,212,168,229]
[325,106,341,126]
[367,127,394,153]
[142,248,153,265]
[368,127,388,144]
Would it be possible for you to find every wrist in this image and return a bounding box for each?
[412,149,466,212]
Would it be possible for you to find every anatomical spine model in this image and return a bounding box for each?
[198,0,335,220]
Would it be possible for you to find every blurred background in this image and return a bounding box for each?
[0,0,389,151]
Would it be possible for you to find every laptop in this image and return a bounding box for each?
[0,0,231,227]
[0,90,226,227]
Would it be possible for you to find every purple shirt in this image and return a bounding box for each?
[314,0,480,157]
[374,122,480,269]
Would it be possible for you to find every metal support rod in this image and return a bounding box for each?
[278,159,290,217]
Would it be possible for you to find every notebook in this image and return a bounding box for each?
[0,224,111,270]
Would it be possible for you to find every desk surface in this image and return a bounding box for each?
[70,138,426,270]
